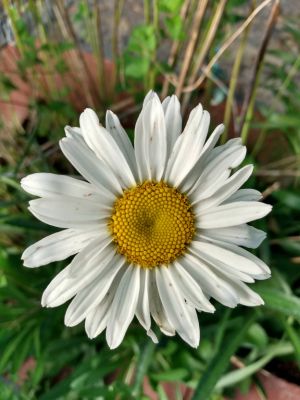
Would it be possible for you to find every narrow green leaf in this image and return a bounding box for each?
[151,368,188,382]
[191,311,256,400]
[0,322,35,372]
[131,337,157,398]
[216,342,293,390]
[281,318,300,366]
[256,287,300,319]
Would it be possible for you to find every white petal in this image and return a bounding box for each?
[224,279,264,306]
[85,269,124,339]
[162,95,182,158]
[68,235,112,277]
[85,271,123,339]
[85,297,110,339]
[172,261,215,312]
[64,126,82,139]
[189,144,246,200]
[64,255,126,327]
[180,124,224,193]
[149,271,175,336]
[190,240,265,279]
[41,238,114,307]
[80,108,136,188]
[143,90,156,106]
[106,265,140,349]
[182,138,242,198]
[166,105,210,187]
[206,137,242,163]
[224,189,262,203]
[20,173,107,204]
[60,137,122,197]
[22,227,99,268]
[198,224,266,249]
[134,94,167,181]
[191,245,255,284]
[206,240,271,278]
[147,329,159,343]
[156,266,200,347]
[193,165,253,209]
[181,253,240,307]
[105,110,138,178]
[194,261,264,307]
[135,268,151,331]
[29,197,109,229]
[196,201,272,229]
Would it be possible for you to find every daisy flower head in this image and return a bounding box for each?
[21,91,272,349]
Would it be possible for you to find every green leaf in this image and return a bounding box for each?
[281,318,300,365]
[274,238,300,255]
[127,25,156,53]
[191,311,256,400]
[151,368,188,382]
[272,190,300,211]
[157,384,169,400]
[131,338,156,397]
[159,0,182,13]
[164,15,184,40]
[246,323,268,350]
[0,75,17,97]
[256,287,300,319]
[0,321,35,372]
[124,57,150,79]
[216,342,293,390]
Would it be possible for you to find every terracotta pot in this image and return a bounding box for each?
[0,44,115,131]
[233,371,300,400]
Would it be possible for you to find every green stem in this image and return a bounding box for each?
[281,316,300,367]
[3,0,24,56]
[143,0,151,25]
[142,0,151,92]
[131,338,157,398]
[148,0,159,91]
[222,26,250,143]
[92,0,107,102]
[112,0,124,89]
[214,309,232,353]
[240,62,263,145]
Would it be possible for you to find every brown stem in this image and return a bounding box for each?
[93,0,107,101]
[160,0,191,98]
[112,0,124,86]
[181,0,227,113]
[175,0,208,98]
[181,0,273,93]
[54,0,99,107]
[238,0,280,137]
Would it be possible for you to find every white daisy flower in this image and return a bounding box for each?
[21,91,272,349]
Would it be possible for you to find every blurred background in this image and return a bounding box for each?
[0,0,300,399]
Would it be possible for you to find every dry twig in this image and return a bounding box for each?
[175,0,208,97]
[160,0,191,98]
[181,0,273,93]
[181,0,227,113]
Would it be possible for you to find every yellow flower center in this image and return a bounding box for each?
[109,181,195,268]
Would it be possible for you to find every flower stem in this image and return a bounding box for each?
[222,23,250,144]
[131,338,157,398]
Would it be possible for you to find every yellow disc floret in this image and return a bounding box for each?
[109,181,195,268]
